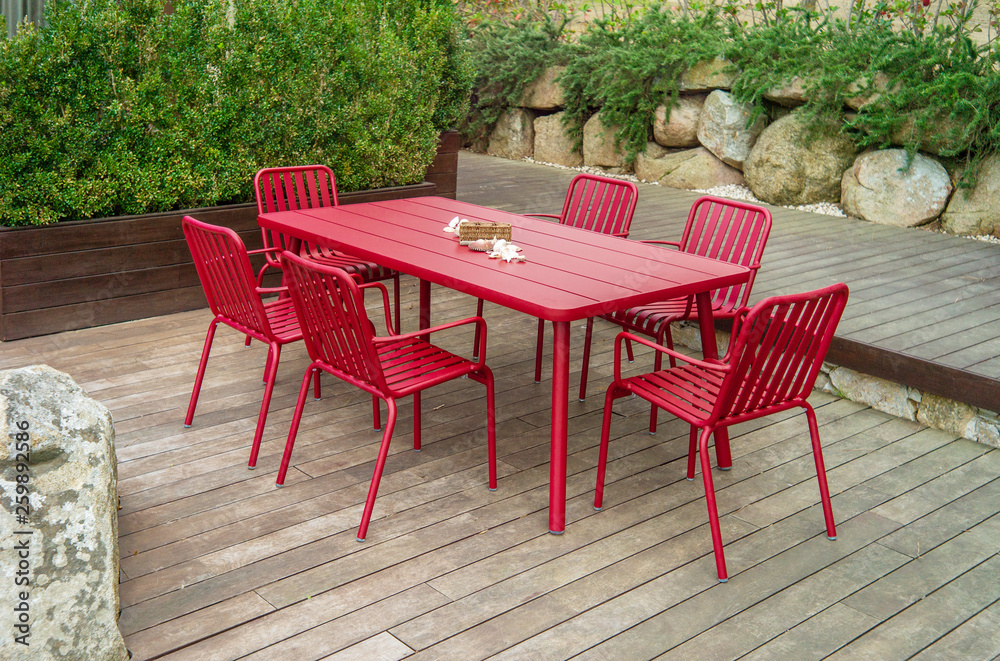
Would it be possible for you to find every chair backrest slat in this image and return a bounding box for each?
[182,216,271,336]
[714,284,848,421]
[680,196,772,316]
[560,173,638,238]
[281,251,387,392]
[254,165,340,259]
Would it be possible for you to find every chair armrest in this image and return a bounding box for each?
[524,213,562,220]
[614,331,731,380]
[256,285,288,296]
[726,308,751,356]
[379,316,488,366]
[358,281,394,335]
[249,247,284,280]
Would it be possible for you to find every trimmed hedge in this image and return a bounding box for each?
[0,0,472,226]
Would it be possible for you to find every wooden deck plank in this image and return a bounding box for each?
[909,598,1000,660]
[553,513,902,661]
[738,603,881,661]
[828,539,1000,660]
[318,634,413,661]
[653,543,911,661]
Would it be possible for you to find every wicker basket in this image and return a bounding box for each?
[458,221,512,242]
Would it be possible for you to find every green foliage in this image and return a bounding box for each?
[0,0,472,226]
[463,0,1000,181]
[461,13,569,149]
[729,4,1000,177]
[559,7,728,162]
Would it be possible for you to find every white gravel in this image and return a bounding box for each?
[523,157,846,217]
[522,156,1000,243]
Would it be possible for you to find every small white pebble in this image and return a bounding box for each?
[521,156,1000,243]
[523,157,846,217]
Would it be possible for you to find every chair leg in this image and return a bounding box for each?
[663,325,678,368]
[478,366,498,490]
[579,317,594,401]
[358,399,398,541]
[262,346,272,383]
[392,273,401,335]
[248,268,268,348]
[473,298,485,361]
[687,426,698,480]
[184,318,220,427]
[534,318,545,383]
[805,404,837,540]
[313,369,321,400]
[372,395,381,431]
[698,426,728,582]
[413,392,421,451]
[649,344,663,434]
[594,385,624,510]
[248,343,281,469]
[624,337,635,363]
[648,326,676,434]
[276,366,316,485]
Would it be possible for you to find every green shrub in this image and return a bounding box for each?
[0,0,472,226]
[463,0,1000,181]
[461,12,568,149]
[729,6,1000,168]
[559,7,728,162]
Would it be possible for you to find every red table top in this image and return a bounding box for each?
[258,197,751,323]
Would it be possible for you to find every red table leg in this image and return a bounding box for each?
[419,279,431,339]
[549,320,570,533]
[695,292,732,469]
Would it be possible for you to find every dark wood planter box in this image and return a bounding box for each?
[0,130,459,341]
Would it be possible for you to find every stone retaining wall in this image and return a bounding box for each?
[481,64,999,239]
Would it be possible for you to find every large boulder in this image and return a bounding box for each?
[680,57,738,91]
[940,153,1000,236]
[890,111,975,156]
[841,149,953,227]
[487,108,536,160]
[744,113,857,205]
[519,66,566,110]
[583,112,626,170]
[653,95,705,148]
[696,90,766,170]
[0,365,127,661]
[763,76,808,107]
[845,72,896,110]
[533,111,582,167]
[636,144,746,189]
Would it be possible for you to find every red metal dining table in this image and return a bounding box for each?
[258,196,751,533]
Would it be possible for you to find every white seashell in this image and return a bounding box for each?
[488,239,526,262]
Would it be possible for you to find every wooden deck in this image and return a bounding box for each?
[2,152,1000,659]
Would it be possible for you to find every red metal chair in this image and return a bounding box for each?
[580,196,772,433]
[473,173,639,380]
[254,165,401,333]
[594,283,849,582]
[277,251,497,541]
[181,216,317,469]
